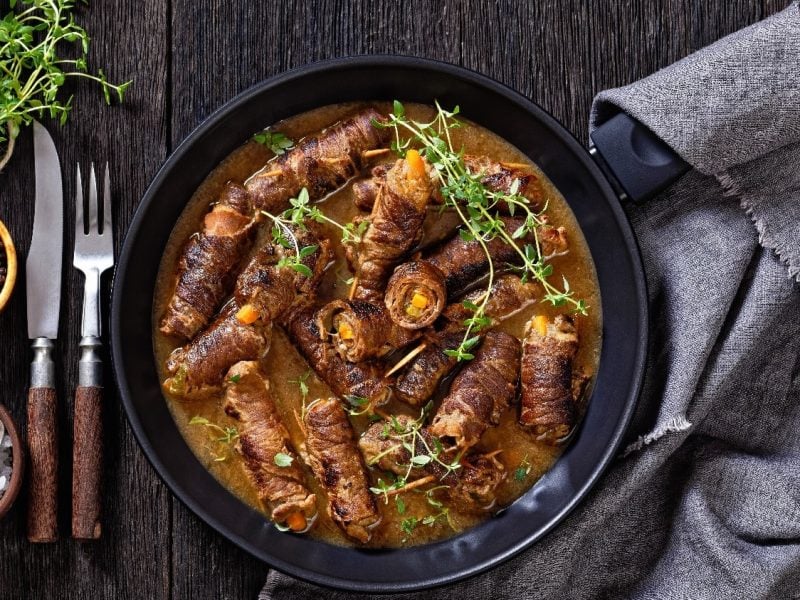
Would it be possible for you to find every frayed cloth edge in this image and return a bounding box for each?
[621,414,692,457]
[717,171,800,282]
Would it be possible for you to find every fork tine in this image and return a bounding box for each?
[88,162,99,233]
[75,164,84,238]
[102,162,112,237]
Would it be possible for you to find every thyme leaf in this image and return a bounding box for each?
[252,130,294,155]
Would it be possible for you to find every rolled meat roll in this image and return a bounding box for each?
[159,183,256,340]
[234,224,332,323]
[358,418,505,511]
[223,362,317,532]
[519,314,579,444]
[303,398,381,543]
[316,299,420,363]
[163,303,271,399]
[384,261,447,329]
[281,305,392,409]
[429,331,520,450]
[393,327,464,407]
[442,275,538,325]
[351,151,434,302]
[246,108,390,214]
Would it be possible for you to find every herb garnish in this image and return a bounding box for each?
[273,452,294,468]
[252,130,294,155]
[283,187,369,246]
[344,395,371,417]
[0,0,131,170]
[260,208,317,278]
[514,455,532,482]
[375,100,587,360]
[188,416,239,462]
[368,404,462,501]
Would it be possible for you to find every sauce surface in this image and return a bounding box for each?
[153,102,602,548]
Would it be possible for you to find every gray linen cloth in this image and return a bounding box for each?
[261,5,800,598]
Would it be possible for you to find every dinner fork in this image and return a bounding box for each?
[71,163,114,540]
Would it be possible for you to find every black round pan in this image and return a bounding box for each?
[111,56,648,593]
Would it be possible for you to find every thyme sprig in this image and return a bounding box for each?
[368,403,462,502]
[283,187,368,246]
[188,416,239,462]
[0,0,131,170]
[375,100,587,360]
[252,130,294,155]
[261,209,318,278]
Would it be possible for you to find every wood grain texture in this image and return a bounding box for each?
[0,0,790,597]
[26,386,59,543]
[72,385,103,540]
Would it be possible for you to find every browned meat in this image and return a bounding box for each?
[384,261,447,330]
[358,415,422,475]
[441,453,506,510]
[163,304,271,399]
[358,418,505,511]
[234,224,333,323]
[351,155,434,302]
[222,362,316,530]
[159,183,256,340]
[352,164,391,211]
[463,155,545,212]
[281,305,392,409]
[519,314,579,444]
[246,108,389,214]
[353,155,544,212]
[443,275,538,325]
[159,110,386,341]
[303,398,381,543]
[316,299,420,363]
[429,331,520,450]
[393,327,465,407]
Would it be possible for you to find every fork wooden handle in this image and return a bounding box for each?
[27,386,59,543]
[72,385,103,540]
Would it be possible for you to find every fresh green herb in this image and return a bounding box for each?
[344,394,371,417]
[514,455,532,482]
[395,495,406,515]
[370,473,406,503]
[273,452,294,468]
[252,130,294,155]
[400,516,418,536]
[189,416,239,462]
[282,187,368,246]
[376,100,587,360]
[261,207,319,279]
[228,373,241,384]
[0,0,131,170]
[289,370,311,401]
[421,490,451,528]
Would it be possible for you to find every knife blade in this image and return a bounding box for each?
[25,121,63,543]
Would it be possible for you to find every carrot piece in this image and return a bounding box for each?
[532,315,548,337]
[338,322,354,340]
[410,292,429,309]
[405,149,426,179]
[236,304,259,324]
[285,511,307,532]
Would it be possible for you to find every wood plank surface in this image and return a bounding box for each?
[0,1,788,598]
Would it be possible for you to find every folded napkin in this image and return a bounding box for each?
[261,4,800,598]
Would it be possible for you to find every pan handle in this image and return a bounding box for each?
[589,112,690,202]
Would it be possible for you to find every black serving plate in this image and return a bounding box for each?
[111,56,647,593]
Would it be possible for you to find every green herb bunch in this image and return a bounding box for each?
[376,100,587,360]
[0,0,131,170]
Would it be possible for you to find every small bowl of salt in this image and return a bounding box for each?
[0,403,23,519]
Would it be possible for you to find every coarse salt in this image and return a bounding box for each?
[0,424,12,500]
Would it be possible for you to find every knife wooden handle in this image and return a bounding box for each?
[72,385,103,540]
[27,386,58,543]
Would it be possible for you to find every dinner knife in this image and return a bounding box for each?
[26,121,63,543]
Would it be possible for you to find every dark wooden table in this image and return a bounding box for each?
[0,1,788,597]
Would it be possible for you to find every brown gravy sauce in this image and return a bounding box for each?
[153,102,602,548]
